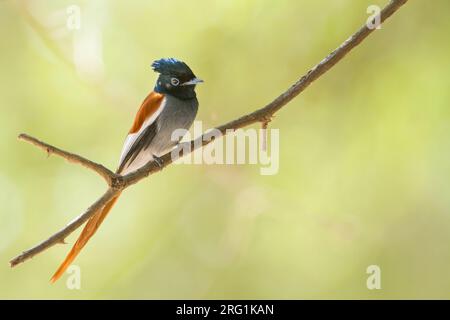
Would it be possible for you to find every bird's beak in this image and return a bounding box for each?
[181,78,204,86]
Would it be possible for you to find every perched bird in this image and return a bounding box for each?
[50,58,203,282]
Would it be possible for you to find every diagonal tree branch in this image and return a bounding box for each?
[10,188,120,267]
[10,0,409,268]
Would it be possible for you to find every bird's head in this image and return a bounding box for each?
[152,58,203,100]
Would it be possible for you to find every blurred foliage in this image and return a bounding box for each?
[1,0,449,299]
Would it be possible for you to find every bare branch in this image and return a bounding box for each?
[10,0,409,268]
[18,134,116,185]
[9,188,120,267]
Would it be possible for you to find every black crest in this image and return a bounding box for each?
[151,58,194,77]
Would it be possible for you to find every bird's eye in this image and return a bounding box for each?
[170,78,180,86]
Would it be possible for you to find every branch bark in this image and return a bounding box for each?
[10,0,409,268]
[18,134,116,185]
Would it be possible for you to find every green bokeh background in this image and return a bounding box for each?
[1,0,449,299]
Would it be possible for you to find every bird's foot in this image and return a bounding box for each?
[152,154,164,168]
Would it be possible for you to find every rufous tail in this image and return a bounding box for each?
[50,193,121,283]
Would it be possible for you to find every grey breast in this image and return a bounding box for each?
[149,94,199,156]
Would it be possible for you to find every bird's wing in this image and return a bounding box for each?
[117,91,166,174]
[51,92,166,282]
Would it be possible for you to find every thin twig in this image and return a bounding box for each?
[18,134,116,185]
[10,0,409,268]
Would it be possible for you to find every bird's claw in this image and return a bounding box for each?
[153,155,164,168]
